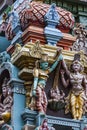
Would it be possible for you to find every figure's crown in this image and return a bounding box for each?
[41,53,48,62]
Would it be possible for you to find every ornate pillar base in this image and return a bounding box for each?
[36,114,46,126]
[21,108,46,129]
[21,108,37,125]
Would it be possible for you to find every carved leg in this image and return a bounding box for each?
[70,93,77,119]
[36,87,44,114]
[76,97,79,119]
[42,90,47,113]
[78,94,84,120]
[24,81,33,108]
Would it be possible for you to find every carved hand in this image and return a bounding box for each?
[60,69,65,75]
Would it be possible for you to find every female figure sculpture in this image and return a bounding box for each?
[31,51,63,114]
[61,58,87,120]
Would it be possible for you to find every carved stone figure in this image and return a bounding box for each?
[0,78,13,127]
[49,87,65,102]
[60,56,87,120]
[72,23,87,55]
[9,10,20,30]
[35,118,55,130]
[29,50,63,114]
[0,51,10,64]
[48,87,65,111]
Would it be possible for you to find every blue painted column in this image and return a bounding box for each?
[21,108,46,130]
[9,79,25,130]
[44,3,63,46]
[22,108,37,130]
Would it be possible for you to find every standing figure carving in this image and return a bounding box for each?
[0,78,13,127]
[60,55,87,120]
[29,50,63,114]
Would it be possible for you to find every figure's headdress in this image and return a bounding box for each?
[35,53,48,69]
[40,53,48,62]
[70,53,84,72]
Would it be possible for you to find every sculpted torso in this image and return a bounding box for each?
[70,73,84,92]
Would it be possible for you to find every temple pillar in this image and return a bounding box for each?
[9,79,25,130]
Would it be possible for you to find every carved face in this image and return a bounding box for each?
[2,87,7,97]
[40,61,49,70]
[42,121,48,128]
[72,62,81,72]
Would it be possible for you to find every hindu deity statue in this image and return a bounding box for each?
[30,50,63,114]
[60,55,87,120]
[49,87,65,102]
[0,78,13,127]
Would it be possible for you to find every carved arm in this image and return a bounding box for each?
[32,68,39,96]
[61,59,70,76]
[83,75,87,97]
[60,70,69,88]
[49,54,63,73]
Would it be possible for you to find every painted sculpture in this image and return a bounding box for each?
[35,118,55,130]
[48,56,65,111]
[72,23,87,55]
[60,54,87,120]
[48,87,65,111]
[0,78,13,127]
[29,50,63,114]
[0,51,10,64]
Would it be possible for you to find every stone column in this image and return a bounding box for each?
[9,79,25,130]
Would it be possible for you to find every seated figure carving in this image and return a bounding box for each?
[49,87,65,102]
[0,78,13,127]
